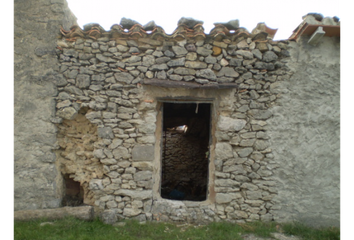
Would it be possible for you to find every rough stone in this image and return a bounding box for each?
[98,127,114,139]
[248,109,273,120]
[169,74,183,81]
[178,17,203,29]
[155,57,171,64]
[186,52,197,61]
[56,107,78,120]
[174,67,196,75]
[215,142,233,160]
[196,69,217,81]
[215,193,240,204]
[254,140,269,151]
[197,47,213,56]
[263,51,278,62]
[252,49,263,61]
[217,67,239,78]
[217,116,246,132]
[236,40,247,49]
[233,210,248,219]
[112,147,130,159]
[235,50,254,59]
[114,189,151,200]
[114,72,134,84]
[167,58,185,67]
[205,55,217,64]
[185,43,196,52]
[77,75,93,90]
[96,54,115,63]
[229,58,243,67]
[237,147,254,157]
[150,64,169,71]
[185,61,207,69]
[172,46,188,56]
[212,46,222,56]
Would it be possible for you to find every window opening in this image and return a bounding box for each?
[161,102,211,201]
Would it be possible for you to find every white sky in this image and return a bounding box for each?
[66,0,341,40]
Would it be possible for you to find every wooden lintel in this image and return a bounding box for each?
[143,79,238,89]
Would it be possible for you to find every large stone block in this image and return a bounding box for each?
[114,189,152,200]
[215,193,240,204]
[215,142,233,160]
[134,170,152,181]
[56,107,78,120]
[217,116,246,132]
[132,145,155,161]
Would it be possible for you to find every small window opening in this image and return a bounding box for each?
[161,102,211,201]
[61,174,84,207]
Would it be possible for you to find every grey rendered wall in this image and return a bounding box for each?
[268,36,340,227]
[14,0,77,210]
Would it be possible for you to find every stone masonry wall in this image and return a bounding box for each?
[55,20,291,224]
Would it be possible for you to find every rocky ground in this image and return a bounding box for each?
[241,233,301,240]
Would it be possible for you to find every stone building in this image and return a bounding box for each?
[14,0,340,227]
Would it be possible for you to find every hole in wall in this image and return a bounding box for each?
[161,102,211,201]
[61,174,84,207]
[56,107,103,207]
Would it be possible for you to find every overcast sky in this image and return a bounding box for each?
[66,0,341,40]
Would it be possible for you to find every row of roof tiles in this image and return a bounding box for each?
[60,13,339,42]
[60,17,278,42]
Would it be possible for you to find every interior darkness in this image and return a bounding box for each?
[161,102,211,201]
[61,174,84,207]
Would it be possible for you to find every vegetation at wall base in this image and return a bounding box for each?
[14,217,340,240]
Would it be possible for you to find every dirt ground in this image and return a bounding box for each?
[241,233,301,240]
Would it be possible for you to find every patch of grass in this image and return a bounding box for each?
[14,217,119,240]
[282,222,340,240]
[238,221,277,238]
[14,217,340,240]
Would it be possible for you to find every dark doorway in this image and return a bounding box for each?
[61,174,84,206]
[161,102,211,201]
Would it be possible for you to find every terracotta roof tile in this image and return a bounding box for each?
[60,17,279,42]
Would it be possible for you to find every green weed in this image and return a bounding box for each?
[14,217,340,240]
[282,221,340,240]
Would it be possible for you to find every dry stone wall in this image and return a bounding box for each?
[55,21,292,224]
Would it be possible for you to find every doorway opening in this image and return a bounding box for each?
[161,102,211,201]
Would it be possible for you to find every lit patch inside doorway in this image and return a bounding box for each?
[161,102,211,201]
